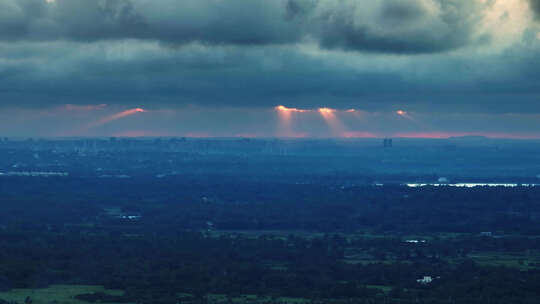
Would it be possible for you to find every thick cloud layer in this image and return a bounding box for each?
[530,0,540,19]
[294,0,486,53]
[0,0,486,54]
[0,0,540,116]
[0,0,300,45]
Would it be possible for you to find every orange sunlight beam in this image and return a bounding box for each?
[275,105,311,137]
[91,108,146,127]
[318,107,347,137]
[70,108,148,136]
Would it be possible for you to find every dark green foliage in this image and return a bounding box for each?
[1,176,540,303]
[74,292,129,303]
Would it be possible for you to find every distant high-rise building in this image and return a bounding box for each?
[383,138,393,148]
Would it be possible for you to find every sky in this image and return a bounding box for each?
[1,0,540,138]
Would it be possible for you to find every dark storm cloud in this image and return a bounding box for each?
[0,0,144,41]
[380,1,426,21]
[1,36,540,114]
[530,0,540,19]
[1,0,540,115]
[302,0,486,54]
[0,0,302,45]
[0,0,485,54]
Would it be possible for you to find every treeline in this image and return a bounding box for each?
[1,231,540,303]
[2,177,540,302]
[1,177,540,235]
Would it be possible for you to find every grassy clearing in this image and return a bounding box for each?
[445,251,540,271]
[366,285,392,293]
[342,252,380,265]
[276,297,310,303]
[205,229,474,243]
[206,230,326,240]
[0,285,126,304]
[264,262,288,271]
[206,294,310,304]
[466,251,540,271]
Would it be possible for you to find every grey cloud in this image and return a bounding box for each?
[380,1,426,22]
[1,1,540,115]
[0,0,48,40]
[0,0,301,45]
[1,38,540,113]
[0,0,144,41]
[52,0,146,41]
[0,0,485,54]
[286,0,305,19]
[306,0,486,54]
[530,0,540,20]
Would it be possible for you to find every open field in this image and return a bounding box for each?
[206,294,311,304]
[206,229,477,242]
[465,251,540,271]
[0,285,126,304]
